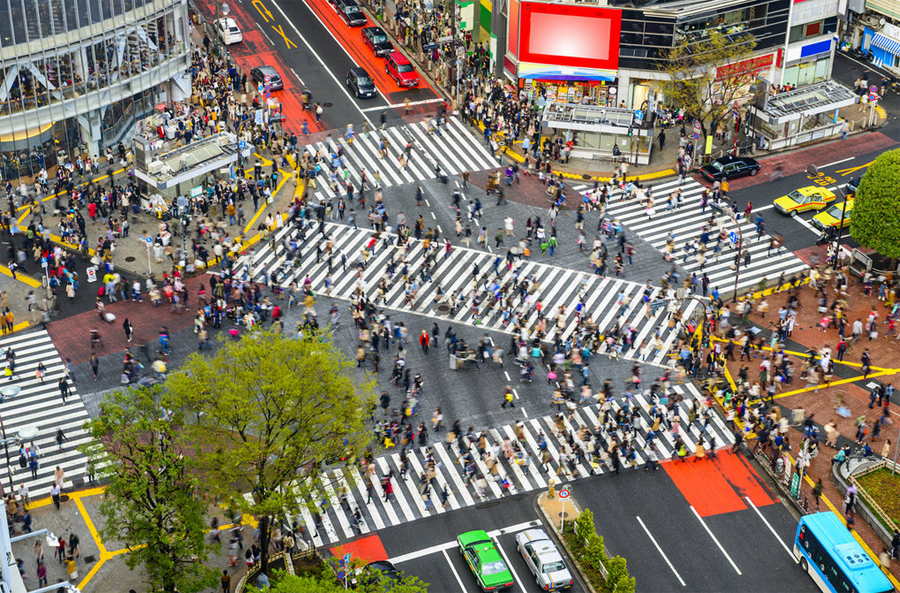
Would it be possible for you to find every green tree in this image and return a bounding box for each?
[82,387,217,593]
[167,330,376,575]
[658,31,757,139]
[574,508,596,543]
[269,570,429,592]
[849,148,900,259]
[605,556,629,591]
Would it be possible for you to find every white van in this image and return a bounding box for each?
[217,18,242,45]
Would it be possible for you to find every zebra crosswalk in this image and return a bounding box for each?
[238,221,703,366]
[572,178,810,296]
[288,383,734,547]
[0,329,91,495]
[304,117,496,200]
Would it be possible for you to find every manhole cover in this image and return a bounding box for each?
[581,174,591,180]
[323,102,334,108]
[83,555,97,563]
[125,256,136,262]
[435,303,451,315]
[558,511,569,519]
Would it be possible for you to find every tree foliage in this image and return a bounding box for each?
[269,570,429,593]
[658,31,757,138]
[849,148,900,259]
[167,330,376,574]
[82,387,217,593]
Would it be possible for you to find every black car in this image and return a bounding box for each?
[350,561,402,589]
[699,155,760,182]
[362,26,394,56]
[346,67,377,99]
[336,0,367,27]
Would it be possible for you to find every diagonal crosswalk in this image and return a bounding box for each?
[303,118,496,201]
[286,383,734,547]
[237,221,704,366]
[571,178,810,296]
[0,329,91,496]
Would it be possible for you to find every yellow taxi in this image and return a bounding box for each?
[812,200,854,230]
[773,186,836,215]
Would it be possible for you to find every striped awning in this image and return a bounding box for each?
[871,33,900,56]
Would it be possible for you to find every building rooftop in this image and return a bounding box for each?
[761,80,858,119]
[544,103,638,129]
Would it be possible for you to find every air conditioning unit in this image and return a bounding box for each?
[147,160,166,175]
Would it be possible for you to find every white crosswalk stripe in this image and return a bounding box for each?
[572,178,810,296]
[238,221,703,366]
[0,329,92,496]
[304,118,495,201]
[290,389,735,545]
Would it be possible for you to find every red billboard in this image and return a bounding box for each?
[518,3,621,71]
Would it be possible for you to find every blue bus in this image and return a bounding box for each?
[794,513,893,593]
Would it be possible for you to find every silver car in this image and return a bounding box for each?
[515,528,574,591]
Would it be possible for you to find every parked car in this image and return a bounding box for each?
[347,560,402,589]
[699,155,760,182]
[458,530,514,591]
[362,26,394,56]
[335,0,367,27]
[346,67,377,99]
[217,17,242,45]
[250,66,283,91]
[385,51,419,87]
[847,174,863,195]
[812,199,854,230]
[515,529,574,591]
[773,186,836,215]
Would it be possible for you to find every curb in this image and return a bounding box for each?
[532,491,598,593]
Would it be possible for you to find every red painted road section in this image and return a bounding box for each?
[724,131,898,191]
[663,450,777,517]
[303,0,440,106]
[330,534,389,566]
[193,0,324,135]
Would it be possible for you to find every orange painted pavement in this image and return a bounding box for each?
[663,450,775,517]
[714,448,778,509]
[330,534,389,566]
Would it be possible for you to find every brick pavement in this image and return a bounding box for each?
[717,268,900,581]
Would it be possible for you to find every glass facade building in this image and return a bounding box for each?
[0,0,191,185]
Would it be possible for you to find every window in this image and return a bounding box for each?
[789,25,802,43]
[792,19,830,42]
[805,22,821,38]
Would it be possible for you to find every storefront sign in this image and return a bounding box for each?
[716,53,775,80]
[518,3,621,72]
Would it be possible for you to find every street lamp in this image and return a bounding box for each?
[215,2,230,50]
[0,385,21,492]
[807,164,848,266]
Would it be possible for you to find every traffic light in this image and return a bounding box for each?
[627,126,633,137]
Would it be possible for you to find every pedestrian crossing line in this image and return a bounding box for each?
[294,389,735,545]
[0,329,92,495]
[240,222,703,368]
[294,497,326,549]
[578,178,810,294]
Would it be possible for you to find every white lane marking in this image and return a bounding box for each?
[754,204,774,213]
[792,213,821,235]
[437,224,443,234]
[425,199,431,207]
[494,540,524,587]
[442,549,468,592]
[512,388,520,400]
[522,408,528,416]
[431,212,436,219]
[636,516,687,587]
[504,370,511,381]
[821,157,854,168]
[268,0,374,125]
[690,506,742,575]
[745,497,797,562]
[389,98,446,108]
[289,66,305,86]
[391,520,541,563]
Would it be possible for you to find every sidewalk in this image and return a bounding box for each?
[716,268,900,584]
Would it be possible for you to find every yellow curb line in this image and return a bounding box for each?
[475,120,676,182]
[710,335,896,373]
[717,366,900,590]
[0,265,42,287]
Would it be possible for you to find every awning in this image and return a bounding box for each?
[871,33,900,57]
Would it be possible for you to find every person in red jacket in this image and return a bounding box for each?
[419,329,430,354]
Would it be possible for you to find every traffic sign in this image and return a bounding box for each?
[558,488,570,499]
[264,74,272,83]
[265,91,271,99]
[336,570,345,580]
[257,83,263,94]
[693,132,700,140]
[729,231,738,244]
[238,140,246,150]
[86,266,98,283]
[145,236,153,246]
[343,553,352,563]
[868,92,877,102]
[40,257,47,269]
[633,109,643,121]
[693,120,701,131]
[870,85,878,93]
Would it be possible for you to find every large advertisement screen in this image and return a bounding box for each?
[518,3,621,71]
